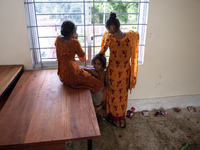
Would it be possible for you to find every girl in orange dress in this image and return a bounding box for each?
[55,20,104,94]
[98,12,139,128]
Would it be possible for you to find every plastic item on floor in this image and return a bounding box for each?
[164,124,168,127]
[180,143,188,150]
[176,115,183,119]
[170,130,174,133]
[161,111,168,117]
[186,135,191,138]
[154,110,168,117]
[126,107,135,118]
[146,119,150,123]
[187,106,197,112]
[174,108,181,112]
[159,122,164,125]
[154,111,161,117]
[142,110,150,117]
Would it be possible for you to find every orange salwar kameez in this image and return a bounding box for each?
[55,36,104,94]
[98,30,139,117]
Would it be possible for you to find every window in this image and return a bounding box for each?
[24,0,149,69]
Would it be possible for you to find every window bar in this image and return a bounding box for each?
[36,13,84,16]
[27,23,147,28]
[137,0,142,64]
[29,44,145,51]
[34,12,139,16]
[103,0,106,25]
[33,0,43,68]
[92,0,95,58]
[24,1,149,4]
[137,0,141,34]
[83,0,86,67]
[95,12,139,15]
[29,45,95,50]
[38,36,85,39]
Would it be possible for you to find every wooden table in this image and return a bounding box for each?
[0,65,23,110]
[0,69,100,150]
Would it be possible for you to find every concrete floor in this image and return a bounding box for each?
[66,107,200,150]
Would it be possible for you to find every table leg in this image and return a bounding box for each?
[87,139,92,150]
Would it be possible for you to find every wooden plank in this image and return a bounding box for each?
[0,69,100,149]
[0,65,23,97]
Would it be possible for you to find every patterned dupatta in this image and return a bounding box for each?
[129,30,139,92]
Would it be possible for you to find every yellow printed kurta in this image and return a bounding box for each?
[55,36,104,94]
[98,30,139,117]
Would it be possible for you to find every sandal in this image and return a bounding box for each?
[105,113,120,127]
[120,119,126,128]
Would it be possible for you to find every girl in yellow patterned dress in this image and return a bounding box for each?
[98,12,139,128]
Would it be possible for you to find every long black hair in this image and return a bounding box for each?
[61,20,77,37]
[92,54,107,69]
[105,12,120,31]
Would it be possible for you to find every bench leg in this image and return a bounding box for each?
[87,139,92,150]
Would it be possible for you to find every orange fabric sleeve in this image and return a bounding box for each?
[130,30,139,92]
[98,31,112,55]
[74,39,86,62]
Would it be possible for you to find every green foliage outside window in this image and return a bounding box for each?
[35,1,138,25]
[92,0,138,24]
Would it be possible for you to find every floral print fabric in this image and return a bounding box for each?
[98,30,139,117]
[55,36,104,94]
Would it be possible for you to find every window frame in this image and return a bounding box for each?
[24,0,149,69]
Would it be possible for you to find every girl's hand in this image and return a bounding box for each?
[75,33,78,39]
[84,68,98,77]
[92,71,99,77]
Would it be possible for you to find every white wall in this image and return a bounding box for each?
[0,0,200,100]
[0,0,32,70]
[129,0,200,99]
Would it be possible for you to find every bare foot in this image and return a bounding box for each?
[96,109,107,118]
[120,120,125,127]
[113,121,120,127]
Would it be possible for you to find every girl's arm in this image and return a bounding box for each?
[102,70,108,93]
[75,40,86,62]
[83,68,99,77]
[98,31,111,55]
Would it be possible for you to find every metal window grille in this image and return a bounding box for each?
[24,0,149,69]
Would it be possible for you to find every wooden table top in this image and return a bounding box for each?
[0,65,23,97]
[0,69,100,149]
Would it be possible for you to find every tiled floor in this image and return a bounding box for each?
[66,107,200,150]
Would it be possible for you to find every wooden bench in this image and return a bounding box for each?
[0,69,100,150]
[0,65,23,110]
